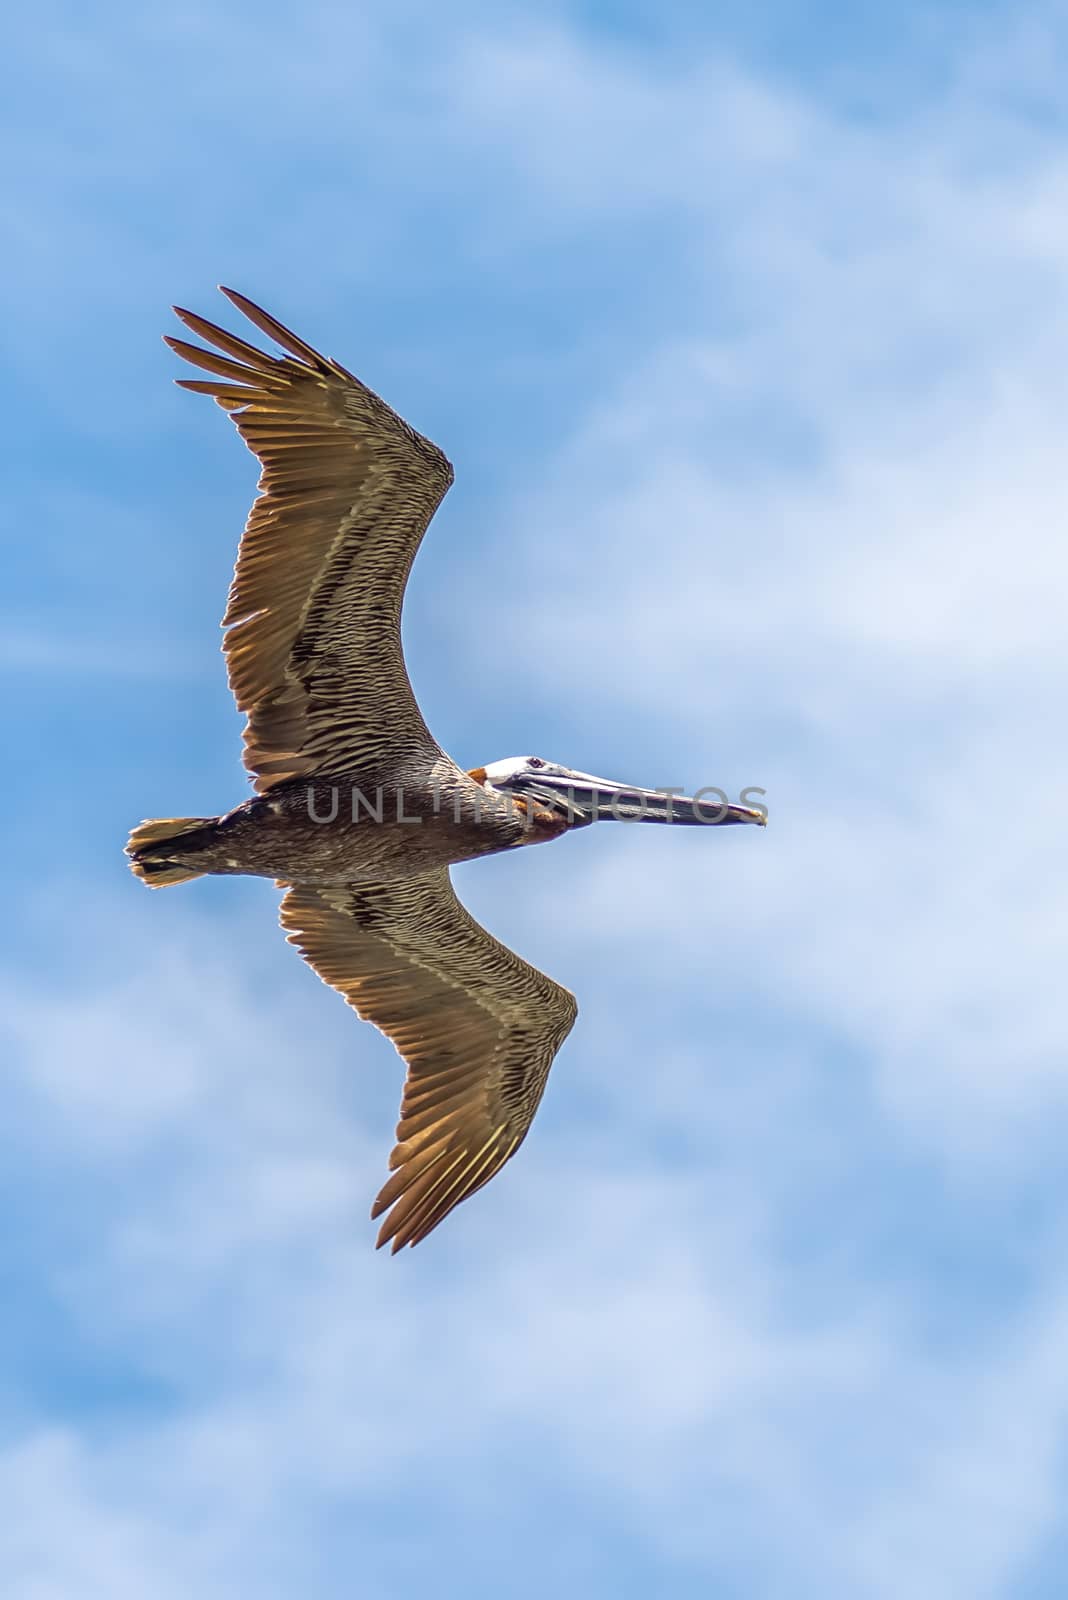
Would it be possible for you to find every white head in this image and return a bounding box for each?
[481,756,557,791]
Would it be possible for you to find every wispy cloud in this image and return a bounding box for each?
[5,898,1068,1599]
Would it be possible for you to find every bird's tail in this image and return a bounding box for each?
[126,815,217,887]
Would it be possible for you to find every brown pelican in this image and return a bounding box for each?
[126,290,765,1252]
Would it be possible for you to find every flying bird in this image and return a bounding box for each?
[126,289,765,1252]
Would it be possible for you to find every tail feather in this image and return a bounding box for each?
[126,815,216,887]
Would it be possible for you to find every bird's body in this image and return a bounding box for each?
[143,767,561,887]
[127,289,764,1251]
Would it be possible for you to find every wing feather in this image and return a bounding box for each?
[168,289,454,791]
[279,871,578,1251]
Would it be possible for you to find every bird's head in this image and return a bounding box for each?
[472,757,767,828]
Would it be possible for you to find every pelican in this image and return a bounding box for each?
[126,290,765,1252]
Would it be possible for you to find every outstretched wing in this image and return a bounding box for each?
[167,288,453,791]
[279,871,578,1251]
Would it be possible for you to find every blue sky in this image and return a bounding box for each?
[5,1,1068,1595]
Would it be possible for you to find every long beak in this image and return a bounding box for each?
[500,767,767,827]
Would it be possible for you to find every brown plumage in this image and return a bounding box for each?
[127,289,579,1251]
[167,288,452,790]
[280,874,576,1252]
[126,289,765,1252]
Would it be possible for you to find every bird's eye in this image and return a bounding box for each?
[528,757,545,770]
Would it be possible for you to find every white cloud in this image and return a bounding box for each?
[413,17,1068,1163]
[2,883,1066,1598]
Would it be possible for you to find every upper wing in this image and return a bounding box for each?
[167,288,454,791]
[279,871,578,1252]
